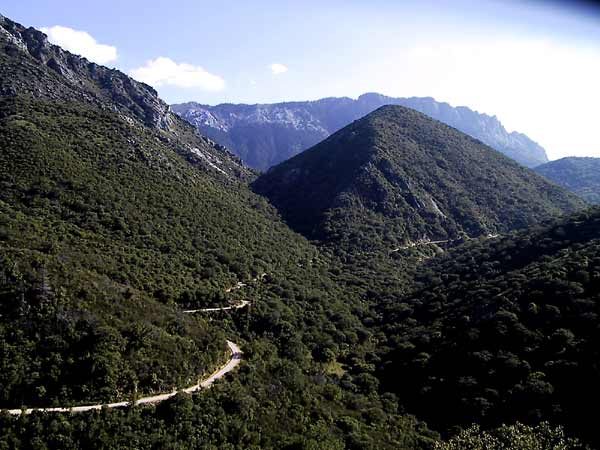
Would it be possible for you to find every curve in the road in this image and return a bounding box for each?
[182,275,260,313]
[3,277,258,416]
[4,341,242,415]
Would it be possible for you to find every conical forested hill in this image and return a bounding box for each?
[253,105,586,253]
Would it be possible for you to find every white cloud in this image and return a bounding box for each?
[129,57,225,90]
[269,63,288,75]
[40,25,117,65]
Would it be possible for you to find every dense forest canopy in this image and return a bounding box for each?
[0,14,438,449]
[377,208,600,446]
[535,157,600,204]
[253,106,584,254]
[0,13,596,450]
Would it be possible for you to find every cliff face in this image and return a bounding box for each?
[0,14,171,129]
[173,93,549,170]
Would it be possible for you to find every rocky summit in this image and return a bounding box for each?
[0,14,170,130]
[0,14,252,179]
[173,92,549,170]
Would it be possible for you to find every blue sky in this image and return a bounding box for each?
[3,0,600,159]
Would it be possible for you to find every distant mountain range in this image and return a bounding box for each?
[252,105,583,253]
[535,157,600,204]
[173,93,549,170]
[3,12,600,448]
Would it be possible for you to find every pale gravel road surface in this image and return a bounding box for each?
[4,341,242,415]
[3,278,256,416]
[391,234,500,252]
[183,299,250,313]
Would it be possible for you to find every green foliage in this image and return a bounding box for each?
[535,157,600,204]
[253,105,584,254]
[0,96,313,306]
[0,94,384,412]
[1,13,596,450]
[0,251,226,406]
[0,337,439,450]
[0,16,438,446]
[378,208,600,446]
[434,422,587,450]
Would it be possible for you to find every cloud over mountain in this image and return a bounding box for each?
[130,57,225,90]
[40,25,117,64]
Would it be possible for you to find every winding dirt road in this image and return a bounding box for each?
[2,278,258,416]
[391,234,500,252]
[391,239,457,252]
[183,299,250,314]
[4,341,242,415]
[182,275,261,313]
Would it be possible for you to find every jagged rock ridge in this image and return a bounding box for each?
[0,14,250,179]
[173,92,549,170]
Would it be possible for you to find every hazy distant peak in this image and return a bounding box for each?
[173,93,549,170]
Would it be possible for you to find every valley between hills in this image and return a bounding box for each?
[0,11,598,450]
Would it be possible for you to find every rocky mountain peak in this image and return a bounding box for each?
[1,15,253,180]
[0,15,171,130]
[174,93,549,171]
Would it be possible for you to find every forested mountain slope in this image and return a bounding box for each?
[173,93,549,170]
[0,14,249,179]
[535,157,600,204]
[0,18,314,405]
[253,105,585,254]
[378,208,600,446]
[0,14,441,449]
[0,12,592,450]
[0,13,312,403]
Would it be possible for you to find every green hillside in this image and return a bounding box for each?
[378,208,600,446]
[253,106,585,254]
[535,157,600,204]
[0,12,594,450]
[0,15,340,407]
[0,14,440,449]
[0,93,314,405]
